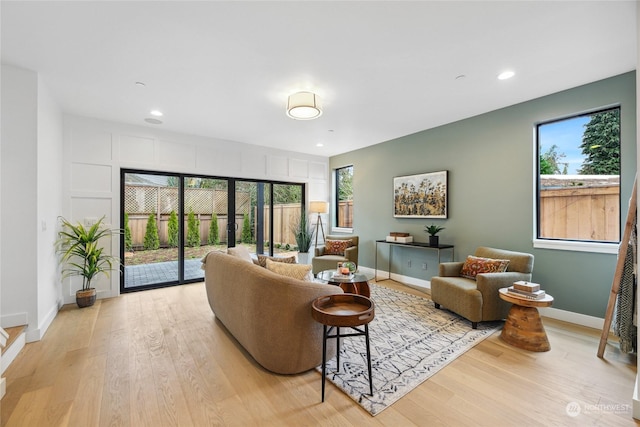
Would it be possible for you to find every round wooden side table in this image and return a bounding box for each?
[498,288,554,352]
[311,294,375,402]
[316,270,371,297]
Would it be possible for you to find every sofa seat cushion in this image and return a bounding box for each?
[460,255,509,280]
[431,276,483,322]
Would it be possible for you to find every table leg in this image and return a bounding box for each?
[321,325,327,402]
[365,324,373,396]
[500,305,550,352]
[336,327,340,372]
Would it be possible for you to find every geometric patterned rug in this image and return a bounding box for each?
[317,283,502,416]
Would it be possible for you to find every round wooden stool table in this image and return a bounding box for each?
[499,288,554,352]
[311,293,375,402]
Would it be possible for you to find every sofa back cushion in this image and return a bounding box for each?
[266,258,313,281]
[257,254,296,268]
[475,246,534,274]
[227,246,253,263]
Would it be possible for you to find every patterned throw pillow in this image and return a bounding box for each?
[324,239,353,256]
[460,255,510,280]
[265,258,313,281]
[257,255,296,268]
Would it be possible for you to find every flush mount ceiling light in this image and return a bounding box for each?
[150,110,163,117]
[498,70,515,80]
[286,91,322,120]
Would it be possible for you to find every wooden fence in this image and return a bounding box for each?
[539,185,619,241]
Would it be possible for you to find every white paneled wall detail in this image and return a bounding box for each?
[71,163,112,193]
[289,158,309,178]
[118,134,155,164]
[64,114,330,302]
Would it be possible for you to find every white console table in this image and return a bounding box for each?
[374,239,454,281]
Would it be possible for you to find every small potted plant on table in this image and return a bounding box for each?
[56,216,120,308]
[425,224,445,247]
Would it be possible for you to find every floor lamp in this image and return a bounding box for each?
[310,201,329,248]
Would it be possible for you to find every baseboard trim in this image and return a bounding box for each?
[633,375,640,420]
[538,307,604,330]
[364,267,605,330]
[1,312,28,329]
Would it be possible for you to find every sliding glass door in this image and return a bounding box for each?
[121,170,305,292]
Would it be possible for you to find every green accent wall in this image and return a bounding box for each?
[330,72,636,318]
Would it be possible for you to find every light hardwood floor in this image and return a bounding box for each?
[1,280,638,426]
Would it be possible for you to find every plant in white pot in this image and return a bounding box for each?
[292,209,313,264]
[56,216,120,308]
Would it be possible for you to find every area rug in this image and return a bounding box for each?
[317,283,502,416]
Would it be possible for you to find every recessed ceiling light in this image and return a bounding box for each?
[498,70,515,80]
[144,118,163,125]
[316,143,324,147]
[135,81,146,87]
[455,74,466,80]
[150,110,163,117]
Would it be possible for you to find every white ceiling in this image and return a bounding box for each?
[1,1,636,157]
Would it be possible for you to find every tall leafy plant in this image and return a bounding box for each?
[292,209,313,253]
[187,209,201,247]
[208,212,220,245]
[144,214,160,250]
[56,216,120,291]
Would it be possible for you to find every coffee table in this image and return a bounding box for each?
[316,270,371,297]
[498,288,554,352]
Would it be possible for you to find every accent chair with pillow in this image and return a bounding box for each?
[312,235,359,275]
[430,246,534,329]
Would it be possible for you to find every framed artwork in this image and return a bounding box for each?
[393,170,448,218]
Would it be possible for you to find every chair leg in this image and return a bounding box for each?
[365,324,373,396]
[434,303,440,309]
[472,321,478,329]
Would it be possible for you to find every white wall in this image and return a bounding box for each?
[1,65,39,339]
[1,65,63,342]
[36,75,63,338]
[63,115,330,304]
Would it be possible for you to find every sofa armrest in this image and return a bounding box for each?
[438,261,464,277]
[315,246,326,257]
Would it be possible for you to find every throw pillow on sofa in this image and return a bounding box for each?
[460,255,509,280]
[227,246,253,263]
[257,254,296,268]
[324,239,353,256]
[265,258,314,281]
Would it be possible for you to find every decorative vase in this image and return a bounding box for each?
[76,288,96,308]
[297,252,310,265]
[429,235,439,247]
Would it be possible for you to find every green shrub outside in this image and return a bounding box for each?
[187,209,200,247]
[124,212,133,251]
[143,214,160,250]
[208,213,219,245]
[167,210,179,248]
[241,213,252,243]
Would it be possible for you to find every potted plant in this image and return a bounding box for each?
[292,209,313,264]
[424,224,445,247]
[56,216,120,308]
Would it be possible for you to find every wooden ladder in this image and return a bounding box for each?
[597,176,637,358]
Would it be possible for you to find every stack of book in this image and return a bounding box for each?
[507,281,546,300]
[386,232,413,243]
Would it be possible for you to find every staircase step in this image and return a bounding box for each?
[1,326,26,356]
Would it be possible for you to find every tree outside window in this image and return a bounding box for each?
[537,107,620,242]
[336,166,353,228]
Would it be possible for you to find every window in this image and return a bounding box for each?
[536,107,620,245]
[335,165,353,228]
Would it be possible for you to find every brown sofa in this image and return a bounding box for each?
[203,251,342,374]
[430,247,534,328]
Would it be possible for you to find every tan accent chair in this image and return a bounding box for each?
[312,235,359,275]
[430,247,534,329]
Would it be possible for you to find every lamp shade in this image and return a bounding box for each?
[287,92,322,120]
[310,201,329,214]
